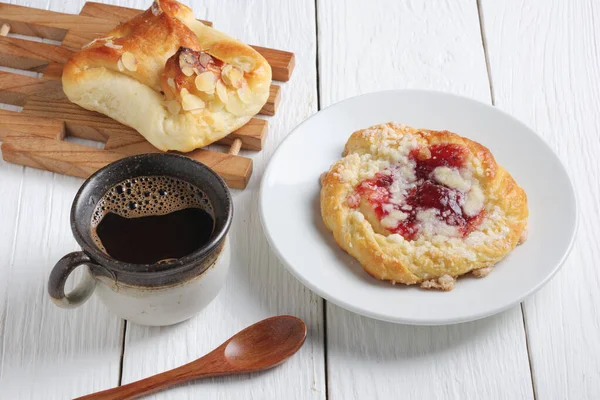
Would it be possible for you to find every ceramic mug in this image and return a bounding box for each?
[48,153,232,326]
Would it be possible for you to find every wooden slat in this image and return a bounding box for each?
[104,134,253,189]
[0,106,254,188]
[40,61,64,80]
[0,35,71,70]
[1,133,124,177]
[261,85,281,116]
[0,71,64,106]
[220,119,267,150]
[250,45,295,82]
[0,109,65,141]
[78,2,294,82]
[1,132,253,189]
[0,3,114,41]
[22,97,133,139]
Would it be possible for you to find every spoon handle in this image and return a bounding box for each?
[75,353,226,400]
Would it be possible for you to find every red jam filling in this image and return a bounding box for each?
[352,144,484,240]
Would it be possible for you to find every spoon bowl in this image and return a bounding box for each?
[223,316,307,370]
[77,315,307,400]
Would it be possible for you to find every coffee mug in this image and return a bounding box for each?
[48,153,232,326]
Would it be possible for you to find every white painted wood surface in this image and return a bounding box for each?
[318,1,533,399]
[0,2,123,398]
[481,0,600,398]
[0,0,598,398]
[118,1,325,399]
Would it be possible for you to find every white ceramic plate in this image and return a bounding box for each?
[259,90,577,325]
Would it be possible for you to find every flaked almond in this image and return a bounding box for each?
[237,82,252,104]
[216,80,228,103]
[195,72,216,92]
[220,65,233,81]
[207,100,224,112]
[117,59,125,72]
[181,66,194,77]
[84,36,114,48]
[82,38,99,49]
[225,96,246,116]
[121,51,138,72]
[221,65,244,88]
[181,93,206,111]
[104,40,123,49]
[167,77,175,88]
[179,52,195,68]
[199,53,213,67]
[236,56,254,72]
[164,100,181,115]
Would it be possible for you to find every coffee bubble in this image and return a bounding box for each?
[90,176,214,252]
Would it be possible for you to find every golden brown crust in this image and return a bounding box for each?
[62,0,271,152]
[320,122,528,289]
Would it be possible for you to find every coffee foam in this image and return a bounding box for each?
[91,176,214,251]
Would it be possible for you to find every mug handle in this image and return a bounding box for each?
[48,251,97,309]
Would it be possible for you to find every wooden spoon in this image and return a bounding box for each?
[76,315,306,400]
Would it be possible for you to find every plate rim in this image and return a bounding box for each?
[259,88,579,325]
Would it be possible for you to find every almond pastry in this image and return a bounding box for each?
[62,0,272,152]
[320,123,528,291]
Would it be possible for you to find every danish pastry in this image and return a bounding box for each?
[320,123,528,291]
[62,0,271,152]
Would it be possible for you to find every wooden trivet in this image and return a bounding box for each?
[0,2,295,189]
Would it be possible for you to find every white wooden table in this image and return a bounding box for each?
[0,0,599,398]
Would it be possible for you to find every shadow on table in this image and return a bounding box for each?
[324,303,512,362]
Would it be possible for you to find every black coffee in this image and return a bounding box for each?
[91,176,214,264]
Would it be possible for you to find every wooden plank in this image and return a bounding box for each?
[0,3,115,40]
[0,71,64,106]
[0,109,65,140]
[78,1,294,82]
[480,0,600,398]
[117,0,324,399]
[224,118,267,150]
[0,5,66,41]
[0,35,72,70]
[1,132,253,189]
[22,97,135,140]
[40,61,64,80]
[0,36,73,70]
[250,45,295,82]
[318,0,534,399]
[261,84,281,116]
[1,133,125,178]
